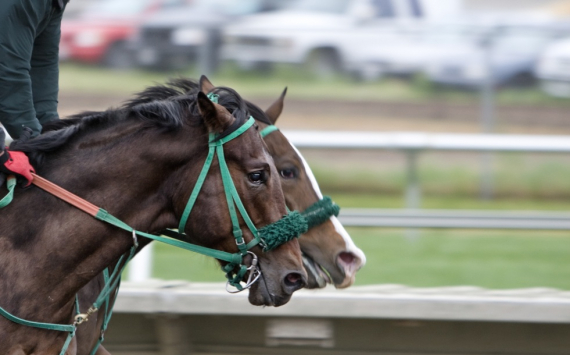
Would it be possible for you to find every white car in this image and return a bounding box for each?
[342,25,425,80]
[221,0,461,77]
[536,37,570,97]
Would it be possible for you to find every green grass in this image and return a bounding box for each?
[152,243,229,283]
[348,228,570,289]
[149,228,570,290]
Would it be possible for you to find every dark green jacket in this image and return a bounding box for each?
[0,0,67,139]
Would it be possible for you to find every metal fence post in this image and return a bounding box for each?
[480,32,495,200]
[405,150,420,240]
[197,28,220,77]
[127,242,153,281]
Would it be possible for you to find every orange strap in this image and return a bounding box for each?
[31,173,100,217]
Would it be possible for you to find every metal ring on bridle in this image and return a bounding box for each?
[226,251,262,293]
[132,230,139,248]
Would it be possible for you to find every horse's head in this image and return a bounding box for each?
[149,76,365,290]
[258,89,366,289]
[168,87,306,306]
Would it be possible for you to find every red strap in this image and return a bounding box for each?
[31,173,100,217]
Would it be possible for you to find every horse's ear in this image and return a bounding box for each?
[197,91,235,133]
[199,75,215,94]
[264,87,287,124]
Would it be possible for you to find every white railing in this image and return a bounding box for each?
[283,131,570,152]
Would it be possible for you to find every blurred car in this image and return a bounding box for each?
[59,0,190,68]
[536,37,570,97]
[220,0,408,76]
[343,22,486,80]
[424,26,564,88]
[220,0,460,77]
[343,25,426,80]
[131,0,287,70]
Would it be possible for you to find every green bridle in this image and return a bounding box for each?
[174,93,309,292]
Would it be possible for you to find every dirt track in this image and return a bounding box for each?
[59,92,570,135]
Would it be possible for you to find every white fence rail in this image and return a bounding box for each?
[285,130,570,210]
[283,131,570,152]
[339,209,570,230]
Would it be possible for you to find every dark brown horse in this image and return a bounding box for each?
[0,85,305,354]
[67,76,365,355]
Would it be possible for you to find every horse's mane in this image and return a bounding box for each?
[123,78,272,125]
[124,78,273,126]
[11,78,258,167]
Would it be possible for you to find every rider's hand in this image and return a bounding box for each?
[0,148,35,186]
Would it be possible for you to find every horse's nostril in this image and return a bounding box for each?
[284,272,305,291]
[286,272,301,285]
[339,251,355,265]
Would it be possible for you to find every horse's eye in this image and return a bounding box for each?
[248,171,266,184]
[280,168,297,179]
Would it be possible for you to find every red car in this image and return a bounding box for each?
[60,0,190,68]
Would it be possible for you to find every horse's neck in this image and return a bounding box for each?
[0,128,197,324]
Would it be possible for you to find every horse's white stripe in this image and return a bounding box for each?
[287,137,367,265]
[331,216,366,264]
